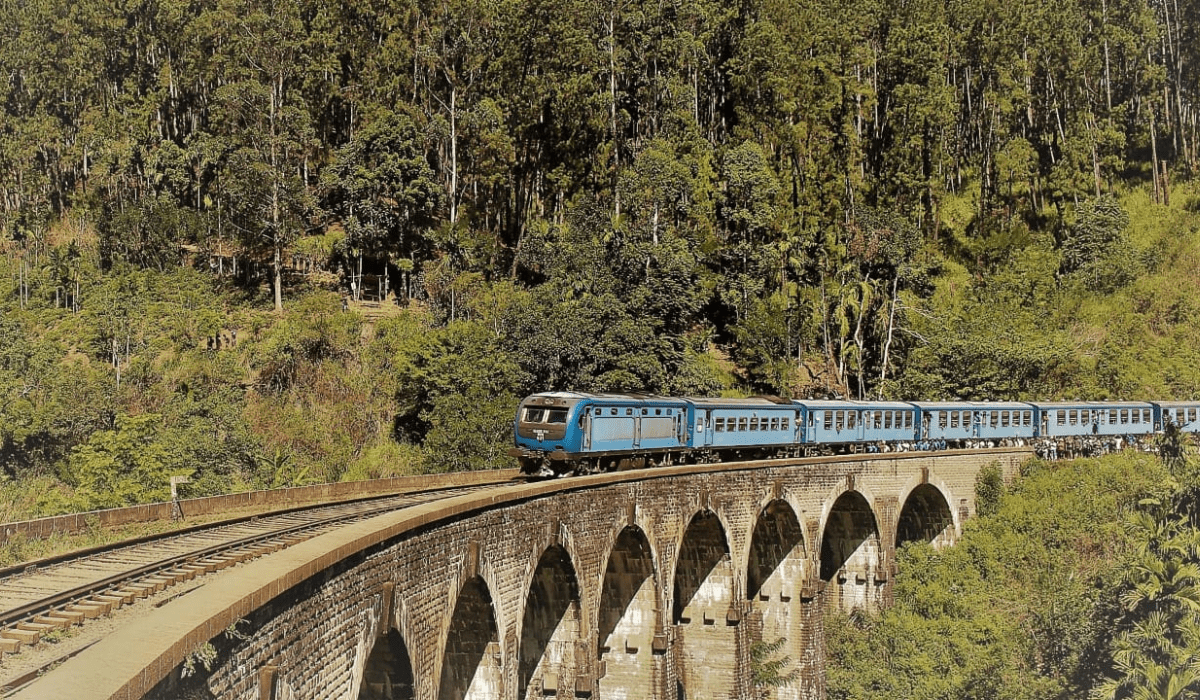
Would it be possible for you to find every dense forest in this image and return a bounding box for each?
[2,0,1200,514]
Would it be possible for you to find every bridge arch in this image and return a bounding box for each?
[518,544,582,699]
[746,498,807,699]
[818,490,883,613]
[437,575,502,700]
[672,509,737,698]
[597,525,660,700]
[359,627,416,700]
[896,483,957,549]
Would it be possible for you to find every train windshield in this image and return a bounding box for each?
[523,407,569,423]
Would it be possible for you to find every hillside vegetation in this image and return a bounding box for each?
[3,0,1200,516]
[828,442,1200,700]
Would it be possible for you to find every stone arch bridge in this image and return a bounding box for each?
[20,449,1029,700]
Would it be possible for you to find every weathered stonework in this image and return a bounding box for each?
[16,449,1028,700]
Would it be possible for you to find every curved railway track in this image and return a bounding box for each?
[0,479,511,667]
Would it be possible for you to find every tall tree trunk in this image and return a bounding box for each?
[271,72,284,313]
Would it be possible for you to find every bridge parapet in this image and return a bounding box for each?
[14,449,1030,700]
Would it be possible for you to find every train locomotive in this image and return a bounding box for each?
[509,392,1200,477]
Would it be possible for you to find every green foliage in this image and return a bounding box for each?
[750,636,799,697]
[1061,196,1139,293]
[828,452,1173,699]
[974,462,1005,517]
[65,413,191,509]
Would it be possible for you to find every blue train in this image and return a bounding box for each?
[509,393,1200,476]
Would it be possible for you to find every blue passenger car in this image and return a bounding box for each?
[797,400,917,445]
[1032,402,1156,438]
[1154,402,1200,433]
[913,402,1036,442]
[685,397,800,453]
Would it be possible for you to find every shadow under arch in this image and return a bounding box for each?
[519,545,581,699]
[672,510,735,698]
[746,500,808,700]
[438,576,501,700]
[360,628,416,700]
[597,525,658,699]
[896,483,956,549]
[747,500,806,602]
[819,490,882,614]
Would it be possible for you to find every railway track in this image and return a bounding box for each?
[0,480,508,664]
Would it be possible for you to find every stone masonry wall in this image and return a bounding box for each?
[27,450,1029,700]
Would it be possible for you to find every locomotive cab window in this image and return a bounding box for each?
[547,410,567,423]
[523,408,545,423]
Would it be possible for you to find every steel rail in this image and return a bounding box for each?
[0,481,507,643]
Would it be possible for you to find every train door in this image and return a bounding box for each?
[633,409,643,449]
[582,408,593,451]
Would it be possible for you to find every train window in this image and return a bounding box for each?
[1109,410,1118,424]
[936,412,946,430]
[882,412,891,429]
[783,417,791,431]
[1120,409,1128,423]
[988,411,998,427]
[1024,411,1032,426]
[715,418,726,432]
[524,408,545,423]
[1190,409,1198,422]
[1056,411,1066,426]
[1144,409,1152,423]
[847,412,858,429]
[738,417,748,431]
[547,410,567,423]
[960,411,970,427]
[1000,412,1009,427]
[835,412,845,431]
[626,409,633,416]
[751,417,760,430]
[873,411,883,428]
[905,412,913,428]
[1131,411,1140,423]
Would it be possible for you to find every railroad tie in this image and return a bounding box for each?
[33,614,75,629]
[65,603,106,619]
